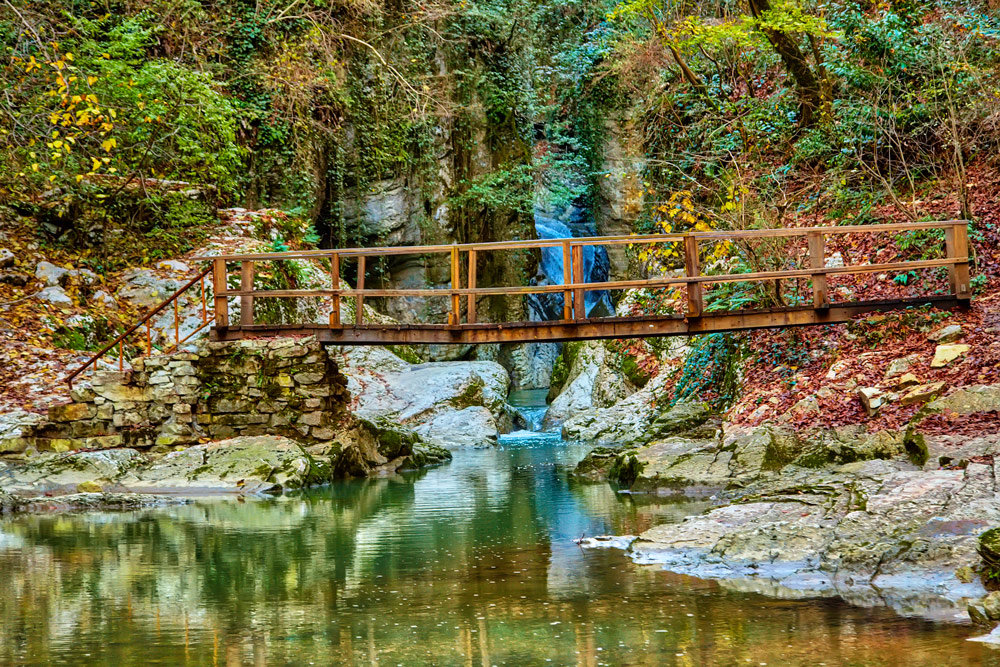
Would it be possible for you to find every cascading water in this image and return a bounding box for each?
[506,202,614,392]
[527,204,614,322]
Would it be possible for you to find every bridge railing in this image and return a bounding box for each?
[65,267,215,387]
[201,220,971,329]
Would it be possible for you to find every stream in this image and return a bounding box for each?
[0,391,995,665]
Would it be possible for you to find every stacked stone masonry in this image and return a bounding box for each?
[22,337,351,453]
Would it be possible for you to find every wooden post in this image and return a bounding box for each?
[212,258,229,329]
[467,249,478,324]
[946,222,972,298]
[683,235,702,317]
[808,231,829,308]
[355,255,365,326]
[240,260,254,326]
[562,241,572,321]
[450,245,461,325]
[329,253,341,327]
[572,244,585,320]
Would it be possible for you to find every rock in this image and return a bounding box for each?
[91,290,117,307]
[157,260,191,273]
[48,402,96,422]
[825,359,851,380]
[119,436,326,494]
[68,268,98,286]
[928,385,1000,415]
[929,324,964,344]
[412,406,499,449]
[0,247,14,269]
[76,481,103,493]
[560,373,670,445]
[983,591,1000,621]
[35,261,68,286]
[335,346,511,449]
[884,356,915,379]
[857,387,885,416]
[648,400,713,438]
[627,460,995,621]
[894,373,920,390]
[0,449,146,495]
[35,285,73,305]
[116,269,181,309]
[931,343,970,368]
[900,382,946,406]
[0,272,29,286]
[543,341,635,428]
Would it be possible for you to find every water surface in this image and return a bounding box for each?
[0,427,996,665]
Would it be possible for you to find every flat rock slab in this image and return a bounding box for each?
[118,436,324,494]
[0,436,326,498]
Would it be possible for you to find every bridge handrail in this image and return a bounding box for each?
[191,220,967,262]
[200,220,972,329]
[65,266,214,387]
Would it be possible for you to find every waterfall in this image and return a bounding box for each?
[527,204,614,323]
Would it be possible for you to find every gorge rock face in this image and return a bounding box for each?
[543,341,635,429]
[334,345,511,449]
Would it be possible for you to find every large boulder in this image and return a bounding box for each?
[333,346,510,449]
[543,341,635,429]
[116,269,182,309]
[118,436,325,493]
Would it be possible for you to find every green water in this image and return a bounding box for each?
[0,421,996,664]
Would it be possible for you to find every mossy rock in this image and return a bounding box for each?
[547,341,582,402]
[571,446,623,481]
[608,450,644,488]
[648,401,712,438]
[979,528,1000,590]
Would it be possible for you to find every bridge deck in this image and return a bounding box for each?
[67,220,973,386]
[212,296,969,345]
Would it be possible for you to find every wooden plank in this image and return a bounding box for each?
[213,258,229,328]
[215,296,967,346]
[562,241,572,321]
[467,249,478,324]
[240,261,255,326]
[572,244,584,320]
[193,221,965,263]
[330,252,341,327]
[946,222,972,298]
[356,256,365,326]
[684,235,702,317]
[808,231,829,308]
[450,246,461,325]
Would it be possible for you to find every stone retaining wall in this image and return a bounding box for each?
[16,337,350,453]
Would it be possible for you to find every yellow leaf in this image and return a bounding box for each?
[87,75,98,86]
[101,137,116,152]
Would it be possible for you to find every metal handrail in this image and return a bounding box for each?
[65,266,213,387]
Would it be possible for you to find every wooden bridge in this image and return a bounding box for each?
[66,221,971,386]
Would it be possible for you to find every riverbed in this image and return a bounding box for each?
[0,413,996,664]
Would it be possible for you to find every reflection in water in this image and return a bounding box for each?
[0,435,996,665]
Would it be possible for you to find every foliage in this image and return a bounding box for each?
[671,333,743,409]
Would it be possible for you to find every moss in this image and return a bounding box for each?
[619,354,652,389]
[387,345,423,364]
[762,430,804,471]
[547,341,582,402]
[608,450,644,488]
[449,380,485,410]
[979,528,1000,590]
[904,430,929,467]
